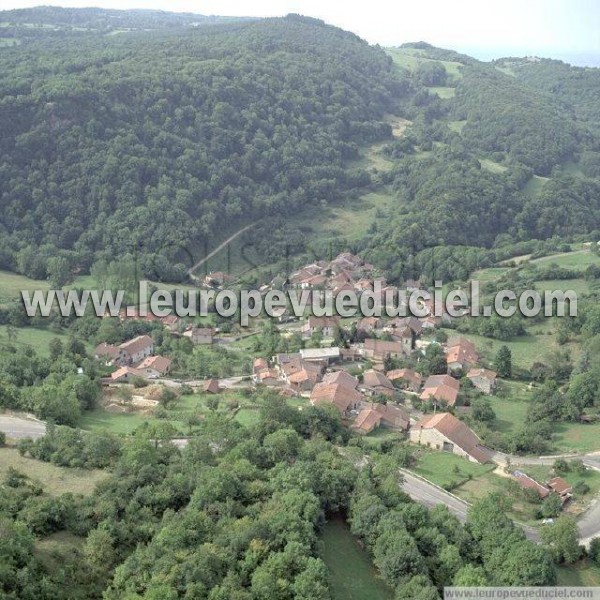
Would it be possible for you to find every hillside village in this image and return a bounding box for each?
[86,251,589,513]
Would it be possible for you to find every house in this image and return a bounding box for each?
[351,407,383,434]
[278,357,323,392]
[513,471,551,498]
[410,412,490,463]
[322,370,360,390]
[137,355,171,378]
[288,368,321,393]
[373,402,410,430]
[119,335,154,365]
[198,378,221,394]
[110,366,147,384]
[253,357,269,380]
[161,315,181,332]
[357,316,382,335]
[548,477,573,501]
[390,316,423,336]
[387,368,422,392]
[446,338,479,372]
[363,338,407,361]
[137,355,172,378]
[300,347,341,364]
[256,369,281,386]
[420,374,460,407]
[301,316,340,339]
[94,342,121,365]
[362,370,394,396]
[310,382,362,417]
[467,368,497,394]
[184,327,215,345]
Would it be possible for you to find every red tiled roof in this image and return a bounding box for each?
[119,335,153,355]
[138,355,172,373]
[413,412,490,463]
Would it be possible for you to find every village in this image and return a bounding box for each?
[91,251,578,515]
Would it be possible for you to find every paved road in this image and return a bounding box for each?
[401,470,470,522]
[400,469,540,542]
[0,415,46,440]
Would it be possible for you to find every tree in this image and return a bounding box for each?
[47,256,71,287]
[206,396,220,411]
[495,346,512,378]
[453,564,488,586]
[539,493,563,519]
[48,337,64,361]
[589,537,600,565]
[471,398,496,423]
[540,516,582,564]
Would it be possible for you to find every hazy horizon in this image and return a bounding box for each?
[2,0,600,67]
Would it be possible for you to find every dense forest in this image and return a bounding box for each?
[2,13,600,285]
[1,391,559,599]
[0,13,403,281]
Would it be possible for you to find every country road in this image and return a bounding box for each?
[400,469,541,543]
[1,411,598,545]
[0,414,46,440]
[187,222,256,278]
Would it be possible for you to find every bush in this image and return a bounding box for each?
[0,431,5,446]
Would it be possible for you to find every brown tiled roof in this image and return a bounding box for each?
[95,342,119,358]
[413,412,490,463]
[111,366,146,381]
[467,368,497,381]
[513,471,551,498]
[446,338,479,366]
[198,379,220,393]
[373,403,410,429]
[387,368,422,386]
[119,335,153,355]
[548,476,573,495]
[310,382,362,413]
[138,355,172,373]
[363,370,393,390]
[420,375,460,406]
[253,357,269,370]
[322,370,359,390]
[352,408,382,433]
[306,315,340,329]
[364,338,404,355]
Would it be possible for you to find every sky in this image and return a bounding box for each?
[3,0,600,64]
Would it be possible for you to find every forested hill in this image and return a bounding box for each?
[0,12,405,281]
[2,11,600,286]
[362,43,600,282]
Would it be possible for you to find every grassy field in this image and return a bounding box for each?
[488,381,532,434]
[558,560,600,586]
[0,447,108,496]
[0,324,70,357]
[479,158,508,173]
[412,450,495,488]
[553,421,600,453]
[79,406,165,435]
[0,268,51,305]
[447,120,466,133]
[386,48,463,82]
[441,328,555,370]
[528,250,600,269]
[535,278,590,297]
[429,86,455,98]
[320,517,392,600]
[234,407,260,426]
[523,174,549,197]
